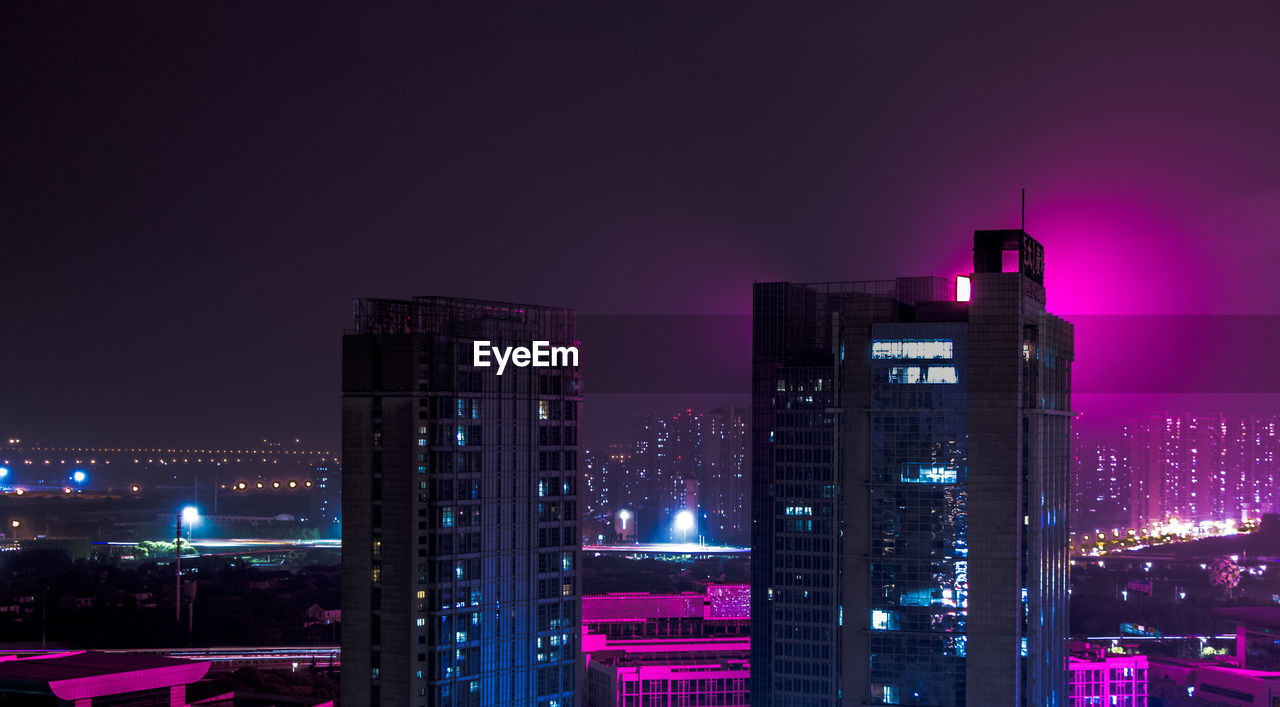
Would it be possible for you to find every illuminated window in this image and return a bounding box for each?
[888,365,957,384]
[956,276,971,302]
[900,464,958,484]
[456,426,467,446]
[871,609,898,630]
[888,366,921,384]
[926,366,958,384]
[538,401,550,421]
[872,339,953,359]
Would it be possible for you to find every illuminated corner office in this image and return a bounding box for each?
[751,230,1074,706]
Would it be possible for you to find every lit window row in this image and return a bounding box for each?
[872,339,954,360]
[888,366,958,384]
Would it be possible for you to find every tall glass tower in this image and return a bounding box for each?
[751,230,1073,706]
[342,297,581,707]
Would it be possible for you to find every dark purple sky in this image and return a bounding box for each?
[4,2,1280,450]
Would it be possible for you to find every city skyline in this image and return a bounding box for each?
[7,4,1280,706]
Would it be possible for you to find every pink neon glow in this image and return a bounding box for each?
[582,584,752,673]
[1067,654,1148,705]
[956,275,971,302]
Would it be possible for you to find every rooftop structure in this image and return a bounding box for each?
[0,650,210,705]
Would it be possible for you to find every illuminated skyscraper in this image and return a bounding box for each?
[342,297,581,707]
[751,230,1073,706]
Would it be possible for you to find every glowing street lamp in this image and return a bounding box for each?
[182,506,199,541]
[617,509,631,530]
[675,510,695,544]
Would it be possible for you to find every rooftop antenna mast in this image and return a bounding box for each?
[1021,188,1026,232]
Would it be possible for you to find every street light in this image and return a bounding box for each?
[675,510,695,544]
[182,506,199,542]
[618,509,631,530]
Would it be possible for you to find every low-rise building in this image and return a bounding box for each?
[582,585,749,707]
[0,650,210,706]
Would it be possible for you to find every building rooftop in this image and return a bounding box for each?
[0,651,210,701]
[1213,606,1280,632]
[350,296,575,336]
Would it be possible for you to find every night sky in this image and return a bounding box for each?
[4,2,1280,450]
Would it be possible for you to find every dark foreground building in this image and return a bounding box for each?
[342,297,582,707]
[751,230,1074,706]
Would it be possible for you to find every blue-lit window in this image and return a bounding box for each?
[456,426,467,445]
[888,366,921,384]
[899,588,940,606]
[900,463,958,484]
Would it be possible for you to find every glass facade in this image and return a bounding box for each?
[343,297,581,707]
[869,325,969,705]
[752,231,1073,707]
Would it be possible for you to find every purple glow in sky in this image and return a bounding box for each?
[3,2,1280,447]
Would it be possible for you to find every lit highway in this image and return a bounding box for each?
[0,647,341,672]
[583,542,750,556]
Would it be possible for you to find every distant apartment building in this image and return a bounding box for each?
[622,407,748,545]
[1127,414,1279,529]
[1071,427,1129,533]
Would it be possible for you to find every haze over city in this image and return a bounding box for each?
[5,3,1280,707]
[6,2,1280,450]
